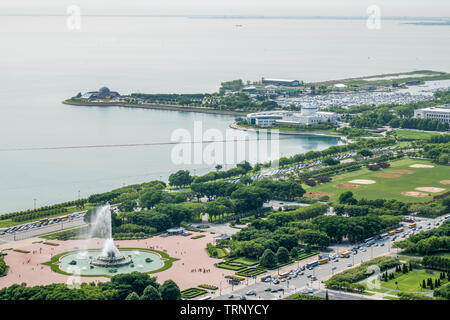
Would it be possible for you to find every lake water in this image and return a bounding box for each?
[0,16,449,213]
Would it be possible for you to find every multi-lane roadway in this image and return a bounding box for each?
[213,215,446,300]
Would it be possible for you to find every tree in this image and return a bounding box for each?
[323,157,339,166]
[358,149,373,157]
[339,191,357,205]
[118,200,136,212]
[169,170,193,187]
[276,247,290,264]
[290,247,299,260]
[159,280,181,300]
[438,154,449,165]
[259,249,277,268]
[125,292,140,300]
[239,176,252,185]
[140,285,162,300]
[109,272,159,300]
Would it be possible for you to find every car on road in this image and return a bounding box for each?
[240,296,246,300]
[264,288,271,292]
[347,263,353,267]
[332,266,337,270]
[228,295,234,299]
[246,290,256,296]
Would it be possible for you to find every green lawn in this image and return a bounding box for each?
[231,256,259,266]
[305,158,450,203]
[363,285,389,293]
[376,270,442,293]
[394,130,441,140]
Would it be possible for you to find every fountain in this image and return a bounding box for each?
[55,204,166,276]
[88,204,133,268]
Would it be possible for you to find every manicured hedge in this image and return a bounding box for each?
[236,266,267,277]
[215,261,247,271]
[198,284,218,290]
[181,287,208,299]
[285,293,325,300]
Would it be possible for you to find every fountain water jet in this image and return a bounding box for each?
[89,204,133,268]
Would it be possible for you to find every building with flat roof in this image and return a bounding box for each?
[414,105,450,124]
[246,106,338,127]
[262,78,300,87]
[166,227,185,235]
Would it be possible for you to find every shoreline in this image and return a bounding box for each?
[62,100,247,116]
[229,122,351,142]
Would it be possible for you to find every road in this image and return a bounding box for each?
[212,215,444,300]
[0,217,86,243]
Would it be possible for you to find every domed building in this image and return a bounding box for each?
[80,87,120,100]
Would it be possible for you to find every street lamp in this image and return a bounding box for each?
[33,198,37,210]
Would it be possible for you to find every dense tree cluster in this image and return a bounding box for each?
[193,161,253,183]
[0,255,7,276]
[0,272,181,301]
[394,221,450,254]
[336,194,409,216]
[422,256,450,271]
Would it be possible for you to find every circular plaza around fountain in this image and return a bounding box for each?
[55,248,166,276]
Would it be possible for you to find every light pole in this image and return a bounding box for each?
[33,198,37,210]
[78,190,80,201]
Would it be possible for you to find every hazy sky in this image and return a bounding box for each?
[1,0,449,17]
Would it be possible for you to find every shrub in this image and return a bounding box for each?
[180,288,208,299]
[198,284,219,290]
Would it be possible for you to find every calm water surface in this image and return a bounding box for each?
[0,16,448,213]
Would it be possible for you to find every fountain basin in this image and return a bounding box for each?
[58,249,164,276]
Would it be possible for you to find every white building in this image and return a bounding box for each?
[246,105,339,127]
[328,83,347,89]
[414,105,450,124]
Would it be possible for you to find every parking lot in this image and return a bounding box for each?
[0,212,86,242]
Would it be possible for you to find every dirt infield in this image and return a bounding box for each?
[373,173,401,178]
[304,192,334,197]
[334,184,360,189]
[409,164,435,168]
[401,191,430,197]
[349,179,376,185]
[390,170,413,174]
[415,187,446,193]
[440,180,450,185]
